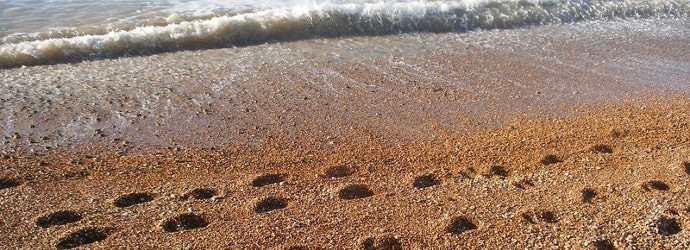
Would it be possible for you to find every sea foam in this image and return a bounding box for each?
[1,0,688,68]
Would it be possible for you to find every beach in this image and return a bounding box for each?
[1,17,690,249]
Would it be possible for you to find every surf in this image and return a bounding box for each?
[1,0,688,68]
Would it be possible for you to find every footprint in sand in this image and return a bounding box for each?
[540,155,562,165]
[285,246,310,250]
[521,210,558,224]
[251,174,285,187]
[655,217,682,236]
[338,184,374,200]
[322,165,355,179]
[161,213,208,232]
[413,174,440,189]
[254,196,288,213]
[445,216,478,235]
[113,192,154,208]
[592,239,616,250]
[591,144,614,154]
[512,178,535,190]
[641,180,670,192]
[683,162,690,175]
[54,227,109,249]
[181,188,217,200]
[581,188,598,204]
[481,165,509,178]
[361,235,402,250]
[36,210,82,228]
[0,178,22,190]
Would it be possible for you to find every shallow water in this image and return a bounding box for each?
[1,18,688,151]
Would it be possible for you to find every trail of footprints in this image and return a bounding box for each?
[4,146,686,248]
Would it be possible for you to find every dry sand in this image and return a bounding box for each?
[1,19,689,249]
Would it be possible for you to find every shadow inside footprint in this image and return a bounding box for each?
[0,178,21,190]
[162,213,208,232]
[642,180,670,191]
[322,165,353,179]
[55,228,108,249]
[522,210,558,224]
[684,162,690,175]
[541,155,562,165]
[36,211,82,228]
[592,144,613,154]
[413,174,440,189]
[254,197,288,213]
[446,216,477,235]
[182,188,216,200]
[361,235,402,250]
[338,184,374,200]
[592,239,616,250]
[114,192,154,208]
[513,179,535,190]
[483,165,508,177]
[538,211,558,223]
[581,188,597,204]
[251,174,284,187]
[521,213,536,224]
[286,246,309,250]
[655,217,681,236]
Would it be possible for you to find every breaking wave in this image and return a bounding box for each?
[1,0,688,68]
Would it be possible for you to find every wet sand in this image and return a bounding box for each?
[1,19,689,249]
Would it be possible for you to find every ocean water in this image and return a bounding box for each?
[0,0,689,68]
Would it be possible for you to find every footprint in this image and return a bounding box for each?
[521,210,558,224]
[0,178,21,190]
[361,235,402,250]
[591,144,613,154]
[322,165,354,179]
[113,192,154,208]
[285,246,310,250]
[445,216,478,235]
[539,211,558,223]
[641,180,670,191]
[655,217,681,236]
[181,188,217,200]
[161,213,208,232]
[541,155,562,165]
[512,178,535,190]
[581,188,597,204]
[683,162,690,175]
[36,211,82,228]
[412,174,440,189]
[251,174,284,187]
[254,197,288,213]
[54,227,108,249]
[338,184,374,200]
[592,239,616,250]
[481,165,508,178]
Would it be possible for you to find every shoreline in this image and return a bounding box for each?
[1,19,689,153]
[1,19,690,248]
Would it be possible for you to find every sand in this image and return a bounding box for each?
[1,19,689,249]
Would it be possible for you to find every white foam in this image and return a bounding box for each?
[1,0,688,68]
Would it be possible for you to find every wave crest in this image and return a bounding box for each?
[1,0,688,68]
